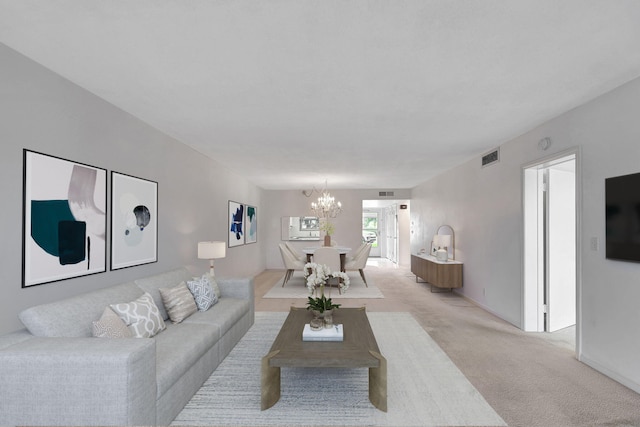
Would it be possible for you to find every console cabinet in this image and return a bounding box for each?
[411,254,463,291]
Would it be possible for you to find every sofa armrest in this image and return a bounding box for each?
[0,337,156,426]
[218,277,254,301]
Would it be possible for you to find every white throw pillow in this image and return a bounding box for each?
[110,292,166,338]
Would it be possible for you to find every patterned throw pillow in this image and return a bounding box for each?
[110,292,166,338]
[187,275,218,311]
[159,282,198,323]
[92,307,133,338]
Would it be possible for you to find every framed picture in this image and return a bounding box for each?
[228,200,245,247]
[245,205,257,244]
[22,150,107,287]
[111,172,158,270]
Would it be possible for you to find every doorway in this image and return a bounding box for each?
[523,150,578,337]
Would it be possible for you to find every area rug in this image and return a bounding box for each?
[263,271,384,299]
[171,312,506,427]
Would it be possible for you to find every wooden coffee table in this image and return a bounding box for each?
[261,307,387,411]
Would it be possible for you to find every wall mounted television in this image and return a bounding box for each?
[605,172,640,262]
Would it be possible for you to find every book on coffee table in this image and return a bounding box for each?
[302,324,344,341]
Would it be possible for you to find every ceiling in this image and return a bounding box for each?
[2,1,640,190]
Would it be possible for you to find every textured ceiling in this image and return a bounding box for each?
[1,1,640,190]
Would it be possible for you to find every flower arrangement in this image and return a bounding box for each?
[319,219,335,236]
[303,262,350,313]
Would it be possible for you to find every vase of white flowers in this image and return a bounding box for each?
[304,263,350,328]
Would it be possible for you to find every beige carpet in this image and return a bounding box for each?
[172,311,506,426]
[262,271,384,299]
[254,263,640,427]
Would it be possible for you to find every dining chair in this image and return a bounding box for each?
[345,243,367,264]
[284,241,307,263]
[311,246,342,294]
[279,243,305,287]
[345,243,372,286]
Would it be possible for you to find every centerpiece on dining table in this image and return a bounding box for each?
[304,262,350,330]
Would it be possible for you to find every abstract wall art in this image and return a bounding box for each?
[245,205,257,244]
[228,200,244,247]
[23,150,107,287]
[111,172,158,270]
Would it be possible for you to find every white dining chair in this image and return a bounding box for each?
[279,243,305,287]
[345,243,372,287]
[311,246,342,294]
[284,241,307,263]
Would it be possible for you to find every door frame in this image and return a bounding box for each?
[521,146,582,357]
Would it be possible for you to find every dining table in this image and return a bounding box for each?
[302,246,352,272]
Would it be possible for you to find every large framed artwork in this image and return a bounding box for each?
[111,172,158,270]
[22,150,107,287]
[228,200,245,247]
[245,205,257,244]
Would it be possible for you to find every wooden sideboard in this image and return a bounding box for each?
[411,254,463,292]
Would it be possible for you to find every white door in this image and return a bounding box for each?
[546,165,576,332]
[385,204,398,263]
[523,152,577,335]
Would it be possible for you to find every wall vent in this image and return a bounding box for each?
[378,191,395,197]
[481,148,500,168]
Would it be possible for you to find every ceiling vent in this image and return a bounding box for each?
[481,148,500,168]
[378,191,395,197]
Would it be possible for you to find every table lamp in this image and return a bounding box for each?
[198,241,226,276]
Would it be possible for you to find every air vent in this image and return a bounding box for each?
[482,148,500,167]
[378,191,395,197]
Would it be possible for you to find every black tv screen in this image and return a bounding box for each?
[606,172,640,262]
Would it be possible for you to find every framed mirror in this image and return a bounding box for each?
[433,224,455,260]
[281,216,320,241]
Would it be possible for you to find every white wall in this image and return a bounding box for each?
[0,44,265,335]
[411,76,640,393]
[264,189,411,269]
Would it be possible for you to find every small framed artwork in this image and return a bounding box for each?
[22,150,107,287]
[111,172,158,270]
[245,205,257,244]
[228,200,245,247]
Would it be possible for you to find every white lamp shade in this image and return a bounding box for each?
[198,241,226,259]
[439,234,452,248]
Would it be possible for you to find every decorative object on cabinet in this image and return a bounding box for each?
[431,224,455,260]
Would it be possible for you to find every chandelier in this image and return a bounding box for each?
[310,188,342,219]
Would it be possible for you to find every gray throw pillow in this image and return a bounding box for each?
[160,281,198,323]
[187,275,218,311]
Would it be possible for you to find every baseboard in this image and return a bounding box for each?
[579,354,640,395]
[454,290,522,328]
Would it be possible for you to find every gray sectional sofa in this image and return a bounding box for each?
[0,267,254,426]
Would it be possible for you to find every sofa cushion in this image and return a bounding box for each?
[135,268,193,321]
[183,298,250,336]
[110,293,166,338]
[92,307,133,338]
[19,282,143,337]
[187,275,218,311]
[154,322,220,397]
[160,282,197,323]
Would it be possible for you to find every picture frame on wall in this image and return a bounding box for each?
[228,200,245,247]
[111,171,158,270]
[245,205,257,244]
[22,149,107,287]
